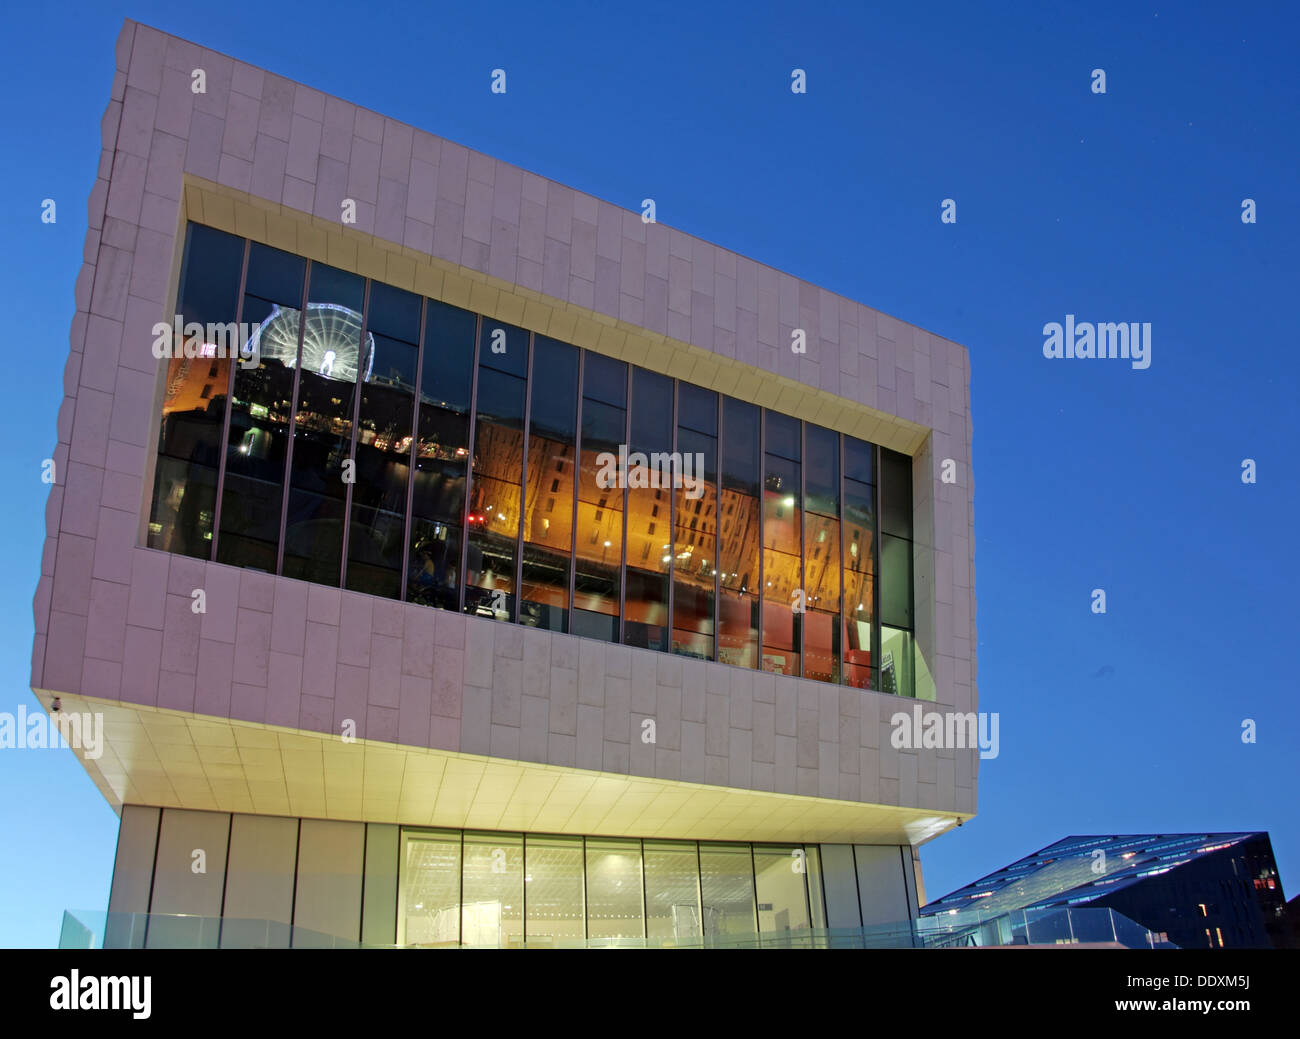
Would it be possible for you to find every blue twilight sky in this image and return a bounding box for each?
[1,1,1296,947]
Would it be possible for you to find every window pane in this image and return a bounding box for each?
[281,263,367,585]
[672,427,716,660]
[804,424,839,517]
[644,841,702,943]
[804,510,841,683]
[407,303,475,611]
[574,355,626,639]
[754,845,811,935]
[844,435,874,485]
[585,838,644,940]
[522,337,577,631]
[699,843,756,941]
[843,476,876,690]
[524,835,585,945]
[582,352,627,407]
[625,367,673,652]
[677,382,717,435]
[400,831,461,947]
[461,833,524,947]
[478,317,528,377]
[148,224,243,558]
[407,518,461,611]
[718,398,759,667]
[346,297,417,598]
[880,534,913,629]
[217,247,304,571]
[880,626,915,698]
[465,366,526,619]
[880,448,912,538]
[367,281,421,343]
[763,447,801,677]
[764,410,801,462]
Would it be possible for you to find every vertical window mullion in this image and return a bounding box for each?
[838,433,847,685]
[209,236,250,563]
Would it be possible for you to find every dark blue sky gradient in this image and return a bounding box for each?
[1,1,1295,946]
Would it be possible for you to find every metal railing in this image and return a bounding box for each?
[60,905,1172,950]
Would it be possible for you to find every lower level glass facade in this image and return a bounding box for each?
[399,828,828,947]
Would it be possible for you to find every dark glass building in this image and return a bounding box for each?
[921,832,1289,949]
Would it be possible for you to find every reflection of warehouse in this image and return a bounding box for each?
[39,21,979,949]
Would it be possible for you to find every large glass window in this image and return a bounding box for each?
[407,301,475,611]
[149,224,244,559]
[585,838,644,940]
[754,844,812,936]
[464,320,529,620]
[699,842,757,942]
[718,398,760,669]
[523,835,585,944]
[346,282,420,598]
[158,226,921,696]
[573,353,626,642]
[399,829,836,947]
[461,832,524,947]
[644,840,703,943]
[762,411,802,676]
[281,262,367,585]
[624,367,674,652]
[399,830,462,947]
[521,337,578,631]
[216,241,304,572]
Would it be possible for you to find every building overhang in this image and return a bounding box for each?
[31,690,960,846]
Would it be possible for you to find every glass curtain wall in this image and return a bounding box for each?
[153,225,920,695]
[148,224,244,558]
[521,336,578,631]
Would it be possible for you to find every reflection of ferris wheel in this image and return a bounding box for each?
[245,302,374,383]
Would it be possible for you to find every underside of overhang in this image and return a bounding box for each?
[31,689,960,846]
